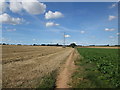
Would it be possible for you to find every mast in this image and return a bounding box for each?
[63,32,65,47]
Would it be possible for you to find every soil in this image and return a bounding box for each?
[56,49,78,88]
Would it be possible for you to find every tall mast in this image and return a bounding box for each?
[64,32,65,47]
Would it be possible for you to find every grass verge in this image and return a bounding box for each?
[37,70,57,88]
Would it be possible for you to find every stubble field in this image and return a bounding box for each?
[2,45,73,88]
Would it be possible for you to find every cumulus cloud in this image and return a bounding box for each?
[1,37,10,42]
[0,13,23,25]
[2,0,46,15]
[9,0,23,13]
[6,29,16,32]
[46,22,59,27]
[109,3,117,8]
[117,33,120,35]
[0,0,8,14]
[80,30,85,34]
[32,39,36,41]
[105,28,115,31]
[21,0,46,15]
[64,35,70,38]
[108,15,116,21]
[109,36,114,39]
[45,11,63,19]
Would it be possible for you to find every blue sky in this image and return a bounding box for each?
[1,1,119,45]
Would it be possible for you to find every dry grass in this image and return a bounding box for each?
[2,45,73,88]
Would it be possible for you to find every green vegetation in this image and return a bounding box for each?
[72,48,119,88]
[37,70,57,88]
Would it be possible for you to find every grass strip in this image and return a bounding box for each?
[37,70,57,88]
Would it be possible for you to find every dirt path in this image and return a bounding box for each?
[56,49,78,88]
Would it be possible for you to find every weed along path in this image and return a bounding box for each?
[56,49,78,88]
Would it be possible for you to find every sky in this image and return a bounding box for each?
[0,0,119,46]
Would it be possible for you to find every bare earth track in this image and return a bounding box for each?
[56,49,78,88]
[2,45,74,88]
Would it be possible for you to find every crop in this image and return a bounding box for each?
[77,48,119,88]
[72,48,119,88]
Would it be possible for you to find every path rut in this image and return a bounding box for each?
[56,49,78,88]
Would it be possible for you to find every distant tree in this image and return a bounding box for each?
[89,45,95,46]
[114,45,120,46]
[2,43,6,45]
[33,44,37,46]
[47,44,50,46]
[69,43,77,48]
[17,44,22,45]
[107,44,109,46]
[41,44,46,46]
[56,43,59,46]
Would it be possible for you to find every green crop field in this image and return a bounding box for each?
[72,48,120,88]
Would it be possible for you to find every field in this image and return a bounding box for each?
[2,45,74,88]
[78,46,120,49]
[2,45,120,88]
[72,48,120,88]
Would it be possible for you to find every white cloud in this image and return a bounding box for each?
[26,21,30,24]
[0,0,8,14]
[32,39,36,41]
[80,30,85,34]
[117,33,120,35]
[105,28,115,31]
[21,0,46,15]
[109,3,117,8]
[45,11,63,19]
[6,29,16,32]
[1,37,10,42]
[46,22,59,27]
[9,0,23,13]
[91,36,96,38]
[2,0,46,15]
[109,36,114,39]
[0,0,6,2]
[0,13,23,25]
[64,35,70,38]
[108,15,116,21]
